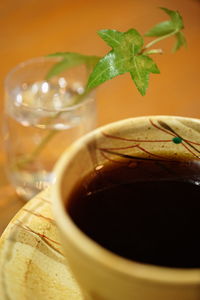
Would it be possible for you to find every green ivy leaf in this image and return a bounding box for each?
[130,55,160,96]
[86,51,127,89]
[160,7,184,31]
[145,7,186,53]
[120,29,144,55]
[87,28,159,95]
[45,52,100,80]
[88,29,150,93]
[145,7,184,37]
[173,31,187,52]
[97,29,124,48]
[145,20,175,37]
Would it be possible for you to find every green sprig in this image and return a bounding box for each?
[13,7,186,174]
[47,7,186,96]
[144,7,186,52]
[87,7,186,95]
[87,28,160,96]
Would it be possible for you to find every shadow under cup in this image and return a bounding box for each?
[53,116,200,300]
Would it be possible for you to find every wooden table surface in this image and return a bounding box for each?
[0,0,199,235]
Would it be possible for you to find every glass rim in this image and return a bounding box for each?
[4,56,96,113]
[5,56,61,86]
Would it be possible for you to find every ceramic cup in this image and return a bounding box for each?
[52,116,200,300]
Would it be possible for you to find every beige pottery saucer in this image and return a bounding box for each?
[0,187,83,300]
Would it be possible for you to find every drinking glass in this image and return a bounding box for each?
[3,57,97,201]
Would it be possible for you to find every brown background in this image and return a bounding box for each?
[0,0,199,233]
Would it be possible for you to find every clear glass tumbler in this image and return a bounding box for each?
[3,57,97,201]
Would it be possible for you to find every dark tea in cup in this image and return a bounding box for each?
[68,157,200,268]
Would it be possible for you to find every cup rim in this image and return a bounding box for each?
[4,56,95,113]
[52,115,200,285]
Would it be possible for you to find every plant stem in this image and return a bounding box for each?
[13,130,57,170]
[13,87,94,170]
[13,29,179,172]
[143,30,178,50]
[31,130,58,158]
[143,49,163,55]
